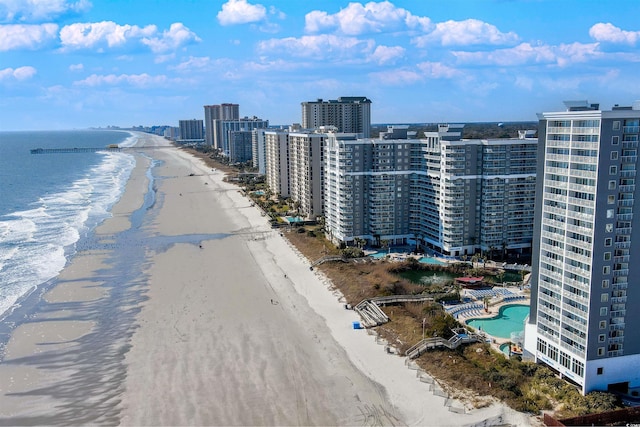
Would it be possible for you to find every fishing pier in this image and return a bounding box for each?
[30,146,122,154]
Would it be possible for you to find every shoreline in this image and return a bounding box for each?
[0,133,530,426]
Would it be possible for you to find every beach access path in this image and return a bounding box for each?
[0,133,531,426]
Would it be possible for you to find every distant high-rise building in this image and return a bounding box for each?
[229,130,253,164]
[214,117,269,156]
[524,101,640,394]
[301,96,371,138]
[178,119,204,143]
[204,103,239,147]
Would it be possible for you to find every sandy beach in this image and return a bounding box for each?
[0,133,531,426]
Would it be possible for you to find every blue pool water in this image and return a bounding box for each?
[418,256,446,265]
[285,216,304,223]
[369,251,389,259]
[466,304,529,339]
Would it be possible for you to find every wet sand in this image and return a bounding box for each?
[0,133,530,426]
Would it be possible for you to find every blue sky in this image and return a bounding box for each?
[1,0,639,130]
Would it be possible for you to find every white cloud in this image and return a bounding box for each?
[0,65,36,81]
[452,43,554,66]
[369,68,422,85]
[59,21,198,53]
[305,1,431,35]
[69,63,83,71]
[141,22,200,53]
[369,45,404,64]
[589,23,640,45]
[59,21,156,50]
[73,72,182,88]
[0,0,90,23]
[0,23,58,51]
[413,19,518,47]
[217,0,266,25]
[514,75,533,91]
[555,42,602,67]
[170,56,212,72]
[416,61,462,79]
[257,34,375,60]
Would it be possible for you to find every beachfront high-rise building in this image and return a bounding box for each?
[229,130,254,164]
[204,103,239,147]
[265,129,291,199]
[264,126,326,219]
[178,119,204,144]
[302,97,372,138]
[252,128,267,174]
[323,125,537,256]
[214,117,269,157]
[524,101,640,395]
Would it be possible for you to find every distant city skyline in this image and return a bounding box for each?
[1,0,639,130]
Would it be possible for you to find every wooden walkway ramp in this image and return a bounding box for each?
[354,294,434,328]
[404,330,484,359]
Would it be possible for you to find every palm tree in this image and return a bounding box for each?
[471,254,479,269]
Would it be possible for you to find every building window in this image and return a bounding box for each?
[612,136,619,145]
[609,180,617,190]
[537,338,547,354]
[605,224,613,233]
[599,320,607,329]
[572,359,584,377]
[548,345,558,361]
[602,280,609,289]
[560,352,571,369]
[600,307,608,316]
[605,237,612,246]
[608,195,615,204]
[597,366,604,374]
[607,209,615,218]
[611,151,619,160]
[613,121,621,130]
[601,293,609,303]
[610,165,617,175]
[604,252,611,261]
[599,334,606,342]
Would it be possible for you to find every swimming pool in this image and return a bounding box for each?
[466,304,529,339]
[418,256,446,265]
[369,251,389,259]
[284,216,304,223]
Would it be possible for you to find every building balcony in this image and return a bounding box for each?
[614,240,631,249]
[616,213,633,221]
[547,127,573,134]
[613,269,629,277]
[615,227,632,235]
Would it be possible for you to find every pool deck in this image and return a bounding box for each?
[365,250,449,265]
[458,291,531,347]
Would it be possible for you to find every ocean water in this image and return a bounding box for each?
[0,130,137,321]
